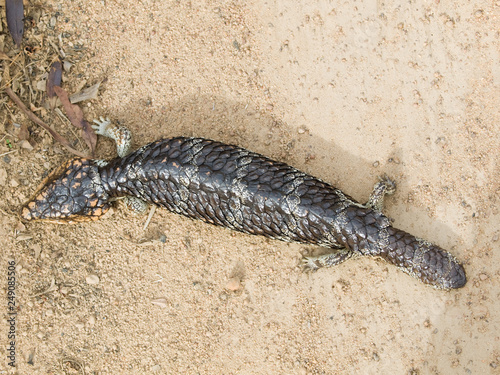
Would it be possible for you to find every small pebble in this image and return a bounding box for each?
[87,315,96,326]
[10,179,19,187]
[151,298,168,308]
[86,274,100,285]
[15,221,26,231]
[30,244,41,260]
[479,273,488,281]
[19,140,34,150]
[225,277,241,291]
[27,350,35,365]
[63,60,73,72]
[152,364,161,372]
[36,80,46,91]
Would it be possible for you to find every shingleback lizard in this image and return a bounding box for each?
[21,118,467,289]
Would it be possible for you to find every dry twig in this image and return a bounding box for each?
[3,87,89,158]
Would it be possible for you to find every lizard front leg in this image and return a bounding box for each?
[92,117,148,214]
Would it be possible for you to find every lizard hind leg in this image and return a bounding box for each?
[125,196,149,214]
[302,248,357,271]
[365,175,396,212]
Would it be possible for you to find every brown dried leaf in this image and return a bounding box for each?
[4,87,88,158]
[6,0,24,48]
[47,61,62,99]
[69,82,101,104]
[47,61,62,109]
[53,86,97,156]
[18,122,30,141]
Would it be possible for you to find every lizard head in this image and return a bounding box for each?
[21,158,111,224]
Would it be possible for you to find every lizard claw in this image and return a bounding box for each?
[301,256,321,272]
[92,117,111,135]
[378,174,396,195]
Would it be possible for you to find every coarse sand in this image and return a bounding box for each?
[0,0,498,374]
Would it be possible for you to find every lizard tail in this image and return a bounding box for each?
[379,226,466,289]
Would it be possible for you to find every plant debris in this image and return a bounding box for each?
[54,86,97,156]
[5,0,24,47]
[4,87,88,158]
[69,82,101,104]
[46,60,62,109]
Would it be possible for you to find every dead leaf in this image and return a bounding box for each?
[18,122,30,140]
[69,82,101,104]
[16,233,33,241]
[53,85,97,155]
[6,0,24,47]
[4,87,88,158]
[47,61,62,109]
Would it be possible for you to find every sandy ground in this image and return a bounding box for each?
[0,0,499,374]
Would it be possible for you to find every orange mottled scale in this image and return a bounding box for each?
[21,158,111,224]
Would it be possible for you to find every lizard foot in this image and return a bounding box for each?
[92,117,132,157]
[301,248,355,271]
[302,256,321,272]
[92,116,112,135]
[366,175,397,211]
[125,196,149,215]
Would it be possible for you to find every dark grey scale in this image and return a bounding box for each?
[168,147,181,159]
[213,203,228,226]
